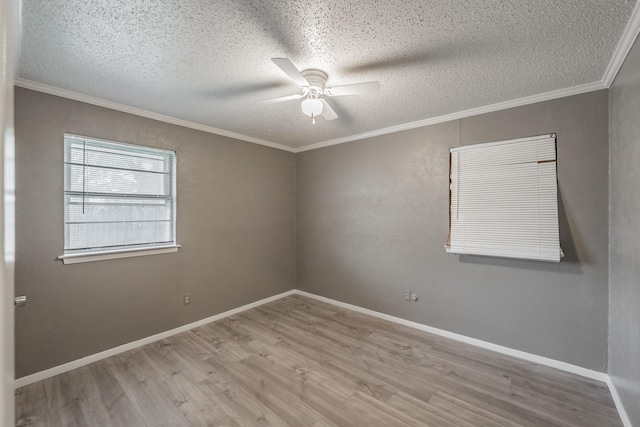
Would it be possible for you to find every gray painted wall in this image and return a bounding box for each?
[14,88,296,378]
[297,90,610,371]
[609,34,640,425]
[15,85,613,379]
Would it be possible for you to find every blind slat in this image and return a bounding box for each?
[63,135,177,255]
[447,134,561,262]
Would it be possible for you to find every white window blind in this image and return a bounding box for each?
[63,134,176,255]
[446,134,562,262]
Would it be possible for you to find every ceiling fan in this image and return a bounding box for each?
[261,58,380,124]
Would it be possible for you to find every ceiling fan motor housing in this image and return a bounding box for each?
[301,69,328,95]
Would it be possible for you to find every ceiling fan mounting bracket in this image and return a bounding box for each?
[301,69,328,92]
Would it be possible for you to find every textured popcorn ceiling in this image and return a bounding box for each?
[19,0,636,149]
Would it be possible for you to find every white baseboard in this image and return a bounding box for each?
[293,290,609,383]
[14,290,297,389]
[15,288,629,425]
[607,377,633,427]
[15,288,610,390]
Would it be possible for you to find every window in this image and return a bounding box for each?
[446,134,562,262]
[60,134,178,264]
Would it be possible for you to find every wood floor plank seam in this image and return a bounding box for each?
[15,295,624,427]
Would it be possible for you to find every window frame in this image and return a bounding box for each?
[58,134,179,264]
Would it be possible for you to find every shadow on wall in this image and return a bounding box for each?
[458,187,584,274]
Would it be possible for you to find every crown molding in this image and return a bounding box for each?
[295,80,607,153]
[602,0,640,87]
[296,2,640,153]
[16,74,616,155]
[14,79,297,153]
[16,1,640,155]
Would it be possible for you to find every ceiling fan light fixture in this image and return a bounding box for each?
[301,98,323,118]
[266,58,378,123]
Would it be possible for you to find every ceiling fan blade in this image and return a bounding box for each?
[272,58,309,86]
[342,51,433,73]
[257,94,304,104]
[206,81,288,99]
[320,99,338,121]
[326,81,380,97]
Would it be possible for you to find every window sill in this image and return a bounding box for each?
[58,245,181,264]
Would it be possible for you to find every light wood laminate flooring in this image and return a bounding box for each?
[15,295,623,426]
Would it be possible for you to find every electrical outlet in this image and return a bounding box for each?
[410,292,419,302]
[404,290,411,301]
[183,294,191,305]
